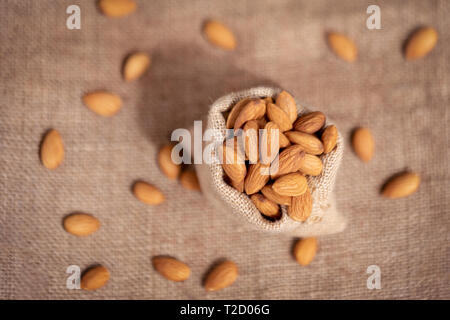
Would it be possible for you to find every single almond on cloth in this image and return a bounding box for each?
[40,129,64,169]
[152,256,191,282]
[352,127,374,162]
[123,52,151,82]
[63,213,100,236]
[251,193,280,219]
[321,125,338,154]
[233,99,266,130]
[220,138,247,186]
[226,98,251,129]
[293,237,317,266]
[266,103,293,132]
[327,32,357,62]
[381,172,420,199]
[204,260,238,292]
[272,173,308,197]
[203,20,237,51]
[261,184,291,206]
[260,122,281,164]
[81,265,110,290]
[276,90,298,123]
[243,120,259,163]
[298,153,323,176]
[284,131,324,155]
[158,144,182,180]
[83,91,122,117]
[404,27,438,60]
[244,162,270,195]
[293,111,325,134]
[270,145,305,179]
[98,0,136,18]
[288,187,312,222]
[180,170,201,191]
[133,181,165,205]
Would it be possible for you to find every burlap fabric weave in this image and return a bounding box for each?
[196,87,346,237]
[0,0,448,299]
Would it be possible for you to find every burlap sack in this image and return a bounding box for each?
[195,87,346,237]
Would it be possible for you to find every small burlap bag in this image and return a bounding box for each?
[195,87,346,237]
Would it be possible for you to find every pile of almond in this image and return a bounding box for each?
[221,91,338,222]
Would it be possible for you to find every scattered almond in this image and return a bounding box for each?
[251,193,280,219]
[266,103,293,132]
[244,162,270,195]
[204,260,238,292]
[63,213,100,236]
[226,98,251,129]
[81,265,110,290]
[352,127,374,162]
[152,256,191,282]
[288,187,312,222]
[321,125,338,154]
[180,170,201,191]
[233,99,266,130]
[83,91,122,117]
[261,184,291,206]
[133,181,165,205]
[298,153,323,176]
[293,111,325,134]
[158,144,182,180]
[272,173,308,197]
[284,131,324,155]
[276,90,298,123]
[381,172,420,199]
[404,27,438,60]
[98,0,136,18]
[123,52,151,82]
[327,32,357,62]
[40,129,64,170]
[203,20,237,51]
[293,237,317,266]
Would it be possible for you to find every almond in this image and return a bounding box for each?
[404,27,438,60]
[352,127,374,162]
[243,120,259,163]
[276,90,298,123]
[226,98,251,129]
[261,184,292,206]
[288,187,312,222]
[40,129,64,170]
[63,213,100,236]
[233,99,266,130]
[81,265,110,290]
[123,52,151,82]
[260,122,280,164]
[293,111,325,134]
[244,162,270,195]
[220,138,247,186]
[297,154,323,176]
[158,144,182,180]
[204,260,238,292]
[180,170,201,191]
[327,32,357,62]
[321,125,338,154]
[251,193,280,219]
[230,178,244,193]
[83,91,122,117]
[98,0,137,18]
[152,256,191,282]
[270,145,305,179]
[133,181,165,205]
[266,103,292,132]
[264,96,274,104]
[284,131,324,155]
[272,173,307,197]
[203,20,237,51]
[279,131,291,148]
[293,237,317,266]
[381,172,420,199]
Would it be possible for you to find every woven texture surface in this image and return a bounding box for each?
[0,0,449,299]
[196,86,345,236]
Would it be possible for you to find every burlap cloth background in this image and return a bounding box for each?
[0,0,448,299]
